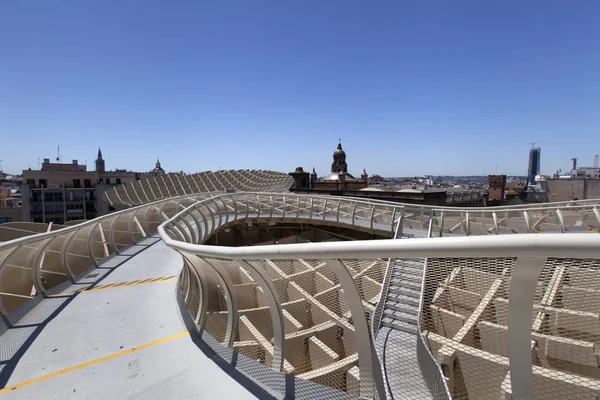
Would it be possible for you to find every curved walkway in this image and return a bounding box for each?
[0,237,258,399]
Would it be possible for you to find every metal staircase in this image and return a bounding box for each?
[381,259,425,335]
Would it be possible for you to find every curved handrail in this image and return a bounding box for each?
[158,193,600,399]
[1,191,600,398]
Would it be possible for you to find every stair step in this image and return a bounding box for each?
[393,272,423,283]
[386,301,419,316]
[383,309,419,325]
[390,278,422,291]
[386,293,420,307]
[382,317,418,335]
[388,286,421,298]
[394,267,422,277]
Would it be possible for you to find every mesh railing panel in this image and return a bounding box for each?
[0,239,50,312]
[38,234,71,290]
[178,256,387,397]
[421,257,600,400]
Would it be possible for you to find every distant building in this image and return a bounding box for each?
[290,140,368,191]
[289,141,483,206]
[141,158,166,178]
[486,175,507,205]
[527,147,541,186]
[20,148,142,224]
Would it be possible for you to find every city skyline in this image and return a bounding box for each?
[1,1,599,176]
[1,142,597,181]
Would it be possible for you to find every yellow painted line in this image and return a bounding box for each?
[48,276,176,297]
[0,331,190,395]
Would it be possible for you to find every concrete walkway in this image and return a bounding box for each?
[0,236,257,399]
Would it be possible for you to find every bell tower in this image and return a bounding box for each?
[95,147,105,173]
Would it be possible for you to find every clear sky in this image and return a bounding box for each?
[1,1,599,177]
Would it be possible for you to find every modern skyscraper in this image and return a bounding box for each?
[527,147,541,185]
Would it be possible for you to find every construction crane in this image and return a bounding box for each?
[529,141,543,149]
[572,157,578,171]
[0,159,3,172]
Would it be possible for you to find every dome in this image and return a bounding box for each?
[321,172,358,181]
[334,141,346,156]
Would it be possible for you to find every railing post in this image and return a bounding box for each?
[351,202,358,226]
[398,207,405,237]
[109,215,120,255]
[181,260,191,303]
[244,193,250,220]
[212,198,223,228]
[439,211,445,238]
[390,207,397,235]
[179,251,208,327]
[427,210,434,238]
[323,198,328,222]
[370,205,376,231]
[238,259,285,372]
[221,196,232,226]
[336,200,341,224]
[465,212,471,236]
[61,230,79,282]
[196,205,211,243]
[270,194,274,220]
[231,195,239,222]
[282,195,286,220]
[32,240,51,297]
[309,197,314,221]
[88,222,101,267]
[523,210,532,233]
[177,216,195,243]
[185,210,202,244]
[593,207,600,229]
[555,209,566,233]
[508,256,547,399]
[492,211,499,235]
[256,193,261,218]
[199,257,238,348]
[325,259,385,399]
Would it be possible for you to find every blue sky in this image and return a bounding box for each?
[1,1,599,177]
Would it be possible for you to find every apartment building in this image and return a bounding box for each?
[20,149,139,224]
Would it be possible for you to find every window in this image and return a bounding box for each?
[73,179,81,188]
[116,178,121,184]
[39,179,47,188]
[84,179,92,188]
[106,178,110,184]
[26,179,35,186]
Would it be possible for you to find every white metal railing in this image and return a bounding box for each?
[158,193,600,399]
[1,192,600,399]
[0,192,222,316]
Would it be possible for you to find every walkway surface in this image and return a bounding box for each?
[0,235,257,399]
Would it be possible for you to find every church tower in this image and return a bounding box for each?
[331,140,348,173]
[95,147,105,173]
